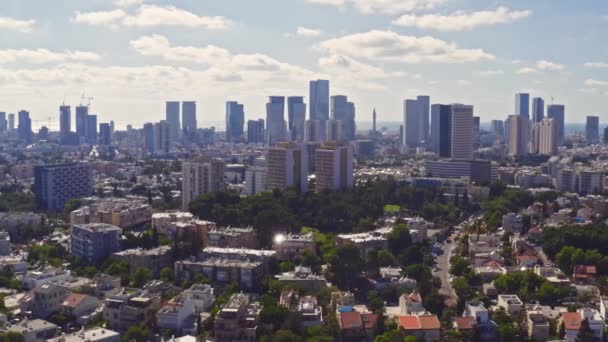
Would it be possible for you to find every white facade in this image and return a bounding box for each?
[181,159,225,210]
[450,104,474,159]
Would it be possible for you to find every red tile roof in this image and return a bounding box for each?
[340,311,362,330]
[454,316,476,330]
[62,293,87,308]
[562,312,581,331]
[361,313,378,330]
[399,315,440,331]
[399,315,421,330]
[573,265,597,278]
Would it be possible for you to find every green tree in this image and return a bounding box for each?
[330,244,363,290]
[387,223,412,255]
[123,324,150,342]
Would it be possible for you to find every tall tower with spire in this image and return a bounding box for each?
[372,108,377,133]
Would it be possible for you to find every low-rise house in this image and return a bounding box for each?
[502,213,524,233]
[533,265,570,287]
[29,283,68,318]
[338,306,379,341]
[464,301,497,341]
[399,291,424,315]
[0,254,28,273]
[47,327,120,342]
[272,232,315,261]
[274,266,327,291]
[279,291,323,328]
[61,293,101,324]
[331,291,355,309]
[526,304,550,341]
[213,293,262,342]
[22,267,71,290]
[151,212,195,236]
[183,284,215,314]
[573,265,597,284]
[82,274,122,298]
[398,314,441,342]
[336,227,391,257]
[156,294,197,336]
[4,319,58,342]
[112,246,172,277]
[560,308,604,342]
[497,294,523,317]
[0,231,11,256]
[370,267,417,290]
[207,226,258,249]
[103,288,161,332]
[452,316,476,338]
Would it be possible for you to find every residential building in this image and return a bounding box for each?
[547,104,565,145]
[33,163,93,211]
[275,266,328,291]
[70,197,152,228]
[463,301,498,341]
[266,96,286,146]
[207,226,258,249]
[61,293,101,323]
[531,118,558,155]
[497,294,523,317]
[47,327,120,342]
[577,168,604,195]
[22,267,72,290]
[30,283,68,317]
[309,79,329,122]
[5,319,58,342]
[336,227,391,257]
[213,293,262,342]
[507,115,529,156]
[338,306,379,341]
[527,305,550,341]
[226,101,245,143]
[325,119,342,142]
[85,114,97,145]
[560,309,604,342]
[156,294,198,336]
[103,289,160,332]
[314,141,353,192]
[153,120,171,154]
[399,291,424,314]
[398,315,441,342]
[586,115,600,144]
[181,159,226,210]
[0,231,10,256]
[70,223,122,264]
[113,246,172,277]
[151,212,194,235]
[184,284,215,313]
[266,142,308,192]
[244,157,267,196]
[272,232,315,261]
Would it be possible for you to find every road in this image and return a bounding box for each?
[434,240,456,301]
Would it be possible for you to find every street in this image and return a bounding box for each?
[434,239,457,302]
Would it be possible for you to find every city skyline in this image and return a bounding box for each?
[1,0,608,129]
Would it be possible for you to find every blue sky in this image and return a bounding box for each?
[1,0,607,130]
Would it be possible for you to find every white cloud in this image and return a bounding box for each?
[114,0,143,7]
[123,5,232,29]
[296,26,322,37]
[0,16,35,33]
[73,5,232,30]
[474,69,504,77]
[584,62,608,68]
[535,59,564,71]
[130,35,230,64]
[0,48,100,64]
[307,0,449,14]
[456,79,471,85]
[73,9,126,28]
[392,6,531,31]
[585,79,608,87]
[577,88,599,94]
[515,67,537,75]
[318,30,494,63]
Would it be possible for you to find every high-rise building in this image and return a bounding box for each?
[330,95,355,141]
[266,96,286,146]
[59,105,71,135]
[244,157,267,196]
[372,108,377,134]
[315,141,353,192]
[225,101,245,143]
[305,120,326,143]
[154,120,170,154]
[247,119,264,144]
[75,105,88,141]
[507,115,529,156]
[266,142,308,192]
[143,123,155,152]
[604,127,608,144]
[38,126,49,141]
[417,95,430,143]
[547,104,565,146]
[288,97,306,141]
[109,121,115,134]
[86,114,97,145]
[404,99,421,148]
[491,120,504,136]
[586,115,600,145]
[0,112,6,132]
[166,101,181,142]
[33,163,93,211]
[430,104,452,157]
[473,116,480,146]
[99,123,111,145]
[309,80,329,121]
[71,223,122,264]
[181,159,226,210]
[17,110,32,143]
[532,97,544,123]
[450,104,474,159]
[515,93,530,119]
[182,101,197,136]
[531,118,557,155]
[326,119,342,141]
[7,113,15,132]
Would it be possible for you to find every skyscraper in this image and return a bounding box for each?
[154,120,170,154]
[59,105,71,135]
[315,141,353,192]
[287,97,306,141]
[430,104,451,157]
[182,101,197,136]
[181,159,226,210]
[304,120,325,143]
[266,142,308,192]
[225,101,245,143]
[473,116,480,147]
[0,112,6,132]
[33,163,93,211]
[547,104,565,146]
[532,97,544,123]
[604,127,608,144]
[372,109,377,134]
[507,115,529,156]
[86,114,97,145]
[143,123,155,152]
[7,114,14,132]
[417,95,430,143]
[404,99,421,148]
[491,120,504,137]
[166,101,181,142]
[266,96,286,146]
[17,110,32,143]
[515,93,530,119]
[325,119,342,141]
[330,95,355,141]
[586,115,599,145]
[309,80,329,121]
[75,105,88,141]
[99,123,111,145]
[449,104,474,159]
[247,119,264,144]
[534,118,558,155]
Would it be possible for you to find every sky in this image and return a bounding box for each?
[1,0,607,130]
